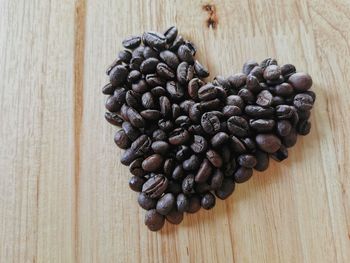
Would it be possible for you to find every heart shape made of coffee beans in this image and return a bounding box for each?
[102,26,315,231]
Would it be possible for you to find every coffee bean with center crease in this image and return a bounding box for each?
[166,209,184,225]
[264,65,281,80]
[138,192,157,210]
[177,62,194,85]
[230,136,247,154]
[129,158,146,177]
[142,174,168,198]
[256,134,281,153]
[249,119,275,132]
[131,135,152,155]
[188,78,204,100]
[246,75,262,94]
[183,154,201,171]
[198,83,226,101]
[145,209,165,231]
[237,154,257,168]
[228,73,247,90]
[195,159,212,183]
[141,92,155,109]
[276,105,295,119]
[114,129,131,149]
[158,119,174,132]
[156,193,175,215]
[143,31,167,49]
[206,150,223,168]
[122,35,141,49]
[166,81,185,101]
[141,109,162,121]
[177,44,194,63]
[194,60,209,78]
[164,26,178,43]
[102,83,115,95]
[256,90,273,107]
[146,73,165,87]
[127,107,145,128]
[293,94,314,111]
[105,112,123,126]
[159,50,179,70]
[260,58,278,69]
[201,112,221,134]
[175,145,191,161]
[245,105,274,118]
[168,128,190,145]
[151,141,170,155]
[222,105,242,117]
[129,176,146,192]
[109,65,128,86]
[140,57,159,74]
[122,122,140,140]
[156,62,175,80]
[227,116,249,137]
[142,154,163,172]
[191,135,208,153]
[277,120,292,137]
[238,88,255,104]
[118,50,132,63]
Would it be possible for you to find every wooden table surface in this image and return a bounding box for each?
[1,0,350,262]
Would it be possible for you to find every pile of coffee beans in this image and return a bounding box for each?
[102,26,315,231]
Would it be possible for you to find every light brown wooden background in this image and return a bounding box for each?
[1,0,350,262]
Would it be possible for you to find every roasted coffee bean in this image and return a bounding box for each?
[280,64,296,79]
[137,192,157,211]
[169,35,185,51]
[142,46,158,59]
[172,104,181,119]
[143,31,167,49]
[175,145,191,161]
[158,119,174,132]
[152,129,167,141]
[122,122,140,140]
[249,66,264,82]
[304,90,316,102]
[249,119,275,132]
[246,75,262,94]
[242,137,256,152]
[185,40,196,55]
[275,105,295,119]
[106,59,122,75]
[226,95,244,109]
[125,90,140,109]
[222,105,242,117]
[127,107,145,128]
[186,195,201,213]
[189,103,202,123]
[129,158,146,177]
[109,65,128,86]
[200,98,221,111]
[237,154,257,168]
[206,150,223,168]
[129,176,146,192]
[277,120,292,137]
[282,128,298,147]
[146,73,165,87]
[245,105,274,118]
[104,112,123,126]
[159,50,179,70]
[156,62,175,79]
[142,174,168,198]
[163,158,175,177]
[114,129,131,149]
[227,116,249,137]
[215,178,235,200]
[131,135,152,155]
[164,26,178,43]
[166,209,183,224]
[188,78,204,99]
[105,95,122,112]
[132,45,144,57]
[118,50,132,63]
[177,44,194,63]
[256,90,273,107]
[166,81,185,101]
[272,96,285,106]
[274,83,294,97]
[177,62,194,85]
[238,88,255,104]
[201,112,221,134]
[140,57,159,74]
[156,193,175,215]
[293,93,314,111]
[230,136,247,154]
[151,141,169,155]
[254,150,269,171]
[210,169,224,190]
[183,154,201,171]
[228,73,247,90]
[168,128,190,145]
[142,154,163,172]
[180,100,195,114]
[195,159,212,183]
[191,135,208,153]
[260,57,278,69]
[211,132,229,148]
[127,70,142,83]
[145,209,165,231]
[189,124,205,135]
[234,167,253,183]
[102,83,115,95]
[141,92,155,109]
[243,60,258,75]
[122,35,141,49]
[140,109,161,121]
[271,145,288,162]
[198,83,226,101]
[158,96,171,117]
[176,193,189,212]
[264,65,281,80]
[201,192,216,210]
[256,134,281,153]
[288,72,312,92]
[132,79,148,93]
[182,174,195,194]
[194,60,209,77]
[297,119,311,135]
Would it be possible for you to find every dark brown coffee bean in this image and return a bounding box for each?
[288,72,312,92]
[146,73,165,87]
[171,164,185,180]
[142,46,158,59]
[105,95,122,112]
[215,178,235,200]
[227,116,249,137]
[122,122,140,140]
[237,154,257,168]
[191,135,208,153]
[141,92,155,109]
[245,105,274,118]
[138,192,157,210]
[142,174,168,198]
[230,136,247,154]
[177,62,194,85]
[194,60,209,77]
[238,88,255,104]
[127,107,145,128]
[277,120,292,137]
[106,59,122,75]
[164,26,178,43]
[169,35,185,51]
[226,95,244,109]
[201,112,221,134]
[102,83,115,95]
[114,129,131,149]
[183,154,201,171]
[129,158,145,177]
[158,119,174,132]
[222,105,242,117]
[127,70,141,83]
[185,40,196,55]
[171,104,181,120]
[166,81,185,101]
[118,50,132,63]
[256,90,273,107]
[246,75,262,93]
[166,209,183,224]
[211,132,229,148]
[175,145,191,161]
[260,57,277,69]
[168,128,190,145]
[140,57,159,74]
[243,60,258,75]
[254,150,269,171]
[131,135,152,155]
[159,50,179,70]
[152,129,167,141]
[109,65,128,86]
[177,44,194,63]
[242,137,256,152]
[145,209,165,231]
[198,83,226,101]
[104,112,123,126]
[122,35,141,49]
[157,96,170,118]
[264,65,281,80]
[188,78,204,99]
[228,73,247,89]
[280,64,296,79]
[234,167,253,183]
[195,159,212,183]
[129,176,146,192]
[297,119,311,135]
[129,56,143,71]
[143,31,167,49]
[282,128,297,147]
[293,94,314,111]
[151,141,169,155]
[256,134,281,153]
[156,62,175,80]
[271,145,288,162]
[249,66,264,82]
[132,79,148,93]
[188,103,202,123]
[200,98,221,111]
[156,193,175,215]
[272,96,285,106]
[186,195,201,213]
[176,193,189,212]
[125,90,140,109]
[201,192,216,210]
[182,174,195,194]
[206,149,223,168]
[140,109,162,121]
[274,83,294,97]
[249,119,275,132]
[210,169,224,190]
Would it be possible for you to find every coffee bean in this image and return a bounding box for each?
[275,105,295,119]
[146,73,165,87]
[180,100,195,114]
[237,154,257,168]
[102,83,115,95]
[164,26,178,43]
[168,128,190,145]
[274,83,294,97]
[166,81,185,101]
[166,209,183,224]
[188,78,203,99]
[282,128,298,147]
[200,98,221,111]
[156,193,175,215]
[288,72,312,92]
[245,105,274,118]
[109,65,128,86]
[182,174,195,194]
[194,60,209,77]
[145,209,165,231]
[243,60,258,75]
[118,50,132,63]
[263,65,281,80]
[151,141,169,155]
[260,57,278,69]
[227,116,249,137]
[215,178,235,200]
[206,149,223,168]
[242,137,256,152]
[186,195,201,213]
[293,94,314,111]
[156,62,175,80]
[176,193,189,213]
[140,57,159,74]
[195,159,212,183]
[191,135,208,153]
[280,64,296,79]
[238,88,255,104]
[142,174,168,198]
[246,75,262,94]
[129,158,145,177]
[122,35,141,49]
[256,90,273,107]
[177,44,194,63]
[272,96,285,106]
[201,192,216,210]
[198,83,226,101]
[183,154,201,171]
[201,112,221,134]
[143,31,167,49]
[127,107,145,128]
[228,73,247,90]
[230,136,247,154]
[122,122,140,140]
[159,50,179,70]
[158,119,174,132]
[256,134,281,153]
[172,104,181,119]
[131,135,152,156]
[142,154,163,172]
[129,176,146,192]
[271,145,288,162]
[222,105,242,117]
[249,119,275,132]
[163,158,175,177]
[104,112,123,126]
[114,129,131,149]
[254,150,269,171]
[106,59,122,75]
[175,145,191,161]
[105,95,122,112]
[138,192,157,210]
[210,132,229,148]
[234,167,253,183]
[152,129,167,141]
[177,62,194,85]
[297,119,311,135]
[142,46,158,59]
[249,66,264,82]
[276,120,292,137]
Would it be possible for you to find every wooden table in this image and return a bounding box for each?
[1,0,350,262]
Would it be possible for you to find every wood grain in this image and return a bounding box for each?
[1,0,350,262]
